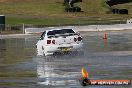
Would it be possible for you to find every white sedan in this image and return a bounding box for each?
[36,28,83,56]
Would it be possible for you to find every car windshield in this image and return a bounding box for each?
[47,29,75,36]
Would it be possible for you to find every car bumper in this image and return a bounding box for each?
[44,43,83,53]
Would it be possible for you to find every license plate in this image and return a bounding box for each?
[61,48,71,52]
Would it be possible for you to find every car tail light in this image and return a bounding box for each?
[47,40,51,44]
[52,40,55,44]
[74,38,77,42]
[78,37,82,41]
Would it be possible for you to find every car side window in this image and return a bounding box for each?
[40,31,46,40]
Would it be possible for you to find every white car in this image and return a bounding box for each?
[36,28,83,56]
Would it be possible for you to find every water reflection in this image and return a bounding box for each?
[36,32,132,87]
[36,55,82,86]
[0,39,6,58]
[0,31,132,88]
[83,32,132,52]
[0,38,36,88]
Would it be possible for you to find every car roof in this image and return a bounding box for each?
[46,28,74,32]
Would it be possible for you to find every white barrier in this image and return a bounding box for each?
[25,24,132,34]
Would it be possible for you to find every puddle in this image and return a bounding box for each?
[0,32,132,88]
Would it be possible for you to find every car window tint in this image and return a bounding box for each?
[47,29,75,35]
[61,29,75,33]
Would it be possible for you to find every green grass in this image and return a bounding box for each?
[5,16,126,25]
[0,0,132,25]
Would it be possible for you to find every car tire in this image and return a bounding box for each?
[37,50,43,56]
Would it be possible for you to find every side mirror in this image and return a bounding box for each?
[40,37,44,40]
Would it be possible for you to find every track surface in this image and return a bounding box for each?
[0,31,132,88]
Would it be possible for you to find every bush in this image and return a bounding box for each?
[112,9,128,14]
[65,7,81,12]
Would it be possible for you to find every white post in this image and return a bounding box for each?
[23,23,25,34]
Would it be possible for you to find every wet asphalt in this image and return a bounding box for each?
[0,31,132,88]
